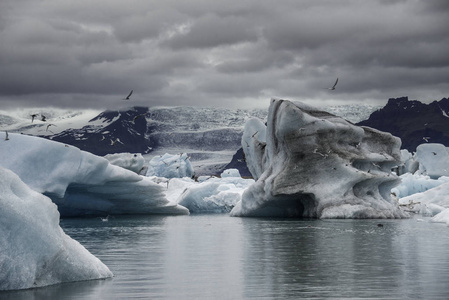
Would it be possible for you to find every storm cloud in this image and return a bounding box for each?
[0,0,448,110]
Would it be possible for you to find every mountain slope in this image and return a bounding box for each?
[357,97,449,152]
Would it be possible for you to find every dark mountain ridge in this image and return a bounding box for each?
[357,97,449,152]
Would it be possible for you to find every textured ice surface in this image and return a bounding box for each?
[104,152,145,174]
[0,167,112,291]
[0,133,188,217]
[145,153,194,178]
[231,99,407,219]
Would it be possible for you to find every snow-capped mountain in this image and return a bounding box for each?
[1,104,379,175]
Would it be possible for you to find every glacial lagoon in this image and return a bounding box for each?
[3,215,449,300]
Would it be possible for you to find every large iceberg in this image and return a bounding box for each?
[0,166,112,290]
[0,133,188,217]
[231,99,407,219]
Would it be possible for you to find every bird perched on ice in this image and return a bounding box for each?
[4,131,9,141]
[326,78,338,90]
[123,90,133,100]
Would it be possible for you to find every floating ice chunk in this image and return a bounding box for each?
[146,153,194,178]
[0,167,113,291]
[104,152,145,174]
[431,208,449,225]
[399,181,449,216]
[391,173,449,198]
[220,168,241,178]
[231,99,407,219]
[0,133,188,217]
[177,176,254,213]
[397,149,419,175]
[415,144,449,178]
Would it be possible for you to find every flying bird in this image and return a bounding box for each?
[123,90,133,100]
[132,113,146,123]
[31,114,38,123]
[327,78,339,90]
[423,137,430,142]
[41,115,47,122]
[46,124,56,131]
[110,138,124,146]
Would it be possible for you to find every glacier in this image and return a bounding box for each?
[0,166,113,290]
[231,99,407,219]
[0,133,188,217]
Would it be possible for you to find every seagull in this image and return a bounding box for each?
[110,138,124,146]
[46,124,56,131]
[123,90,133,100]
[100,136,106,141]
[132,113,146,122]
[4,131,9,141]
[100,215,109,222]
[423,137,430,142]
[313,148,328,158]
[31,114,38,123]
[41,115,47,122]
[327,78,338,90]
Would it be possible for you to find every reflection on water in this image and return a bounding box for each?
[3,215,449,299]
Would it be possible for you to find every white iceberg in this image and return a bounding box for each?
[431,208,449,226]
[398,144,449,178]
[415,143,449,178]
[391,173,449,198]
[398,181,449,216]
[0,166,113,291]
[0,133,188,217]
[150,169,254,214]
[231,99,407,219]
[146,153,194,179]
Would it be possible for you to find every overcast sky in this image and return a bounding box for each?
[0,0,448,111]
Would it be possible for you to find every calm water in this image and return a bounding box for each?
[2,215,449,299]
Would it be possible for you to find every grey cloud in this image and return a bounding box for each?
[0,0,448,110]
[163,13,259,49]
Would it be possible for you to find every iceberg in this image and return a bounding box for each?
[231,99,407,219]
[398,181,449,216]
[431,208,449,226]
[145,153,194,179]
[415,143,449,178]
[391,173,449,198]
[0,166,113,290]
[397,144,449,178]
[177,169,254,213]
[0,133,188,217]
